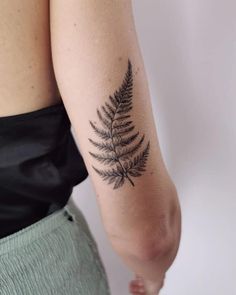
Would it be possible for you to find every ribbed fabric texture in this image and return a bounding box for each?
[0,198,111,295]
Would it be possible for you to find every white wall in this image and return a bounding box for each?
[72,1,236,294]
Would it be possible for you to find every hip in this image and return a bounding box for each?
[0,196,111,295]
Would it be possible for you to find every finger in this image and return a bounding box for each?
[130,281,143,288]
[129,284,145,292]
[129,289,146,294]
[129,283,146,294]
[129,291,146,295]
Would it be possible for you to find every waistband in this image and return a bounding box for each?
[0,100,71,166]
[0,199,77,257]
[0,100,65,124]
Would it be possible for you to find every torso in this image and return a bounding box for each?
[0,0,61,117]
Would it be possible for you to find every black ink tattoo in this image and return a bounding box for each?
[88,59,150,189]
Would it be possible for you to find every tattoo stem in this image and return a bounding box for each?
[124,172,135,186]
[110,102,135,187]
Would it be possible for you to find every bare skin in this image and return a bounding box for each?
[0,0,61,117]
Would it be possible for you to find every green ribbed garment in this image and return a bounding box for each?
[0,198,111,295]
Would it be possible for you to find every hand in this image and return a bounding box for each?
[129,273,165,295]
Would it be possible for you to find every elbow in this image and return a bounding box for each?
[109,183,181,263]
[110,227,179,263]
[135,232,176,262]
[136,190,181,262]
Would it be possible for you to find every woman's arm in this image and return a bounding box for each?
[50,0,181,282]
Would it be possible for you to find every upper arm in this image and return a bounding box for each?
[49,0,178,251]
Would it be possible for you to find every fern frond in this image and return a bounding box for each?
[120,100,132,107]
[101,105,113,121]
[113,120,133,130]
[92,165,121,177]
[92,165,125,189]
[88,59,150,189]
[89,121,111,140]
[88,151,118,165]
[109,95,119,108]
[126,141,150,176]
[113,132,139,147]
[105,59,133,127]
[113,126,135,137]
[105,102,116,116]
[114,59,133,104]
[88,138,114,152]
[114,115,131,122]
[96,109,112,129]
[117,106,133,114]
[113,176,125,189]
[117,135,145,160]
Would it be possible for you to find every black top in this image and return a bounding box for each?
[0,100,88,238]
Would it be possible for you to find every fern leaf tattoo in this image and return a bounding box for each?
[88,59,151,189]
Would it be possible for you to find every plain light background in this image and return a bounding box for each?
[71,1,236,294]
